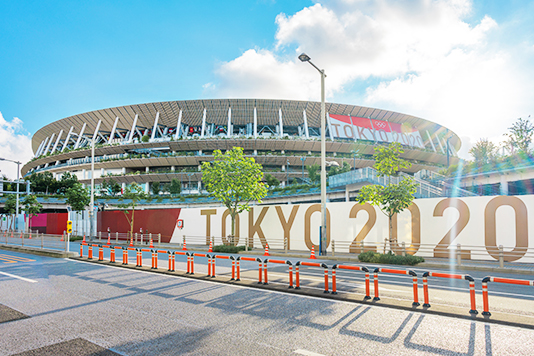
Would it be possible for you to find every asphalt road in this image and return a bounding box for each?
[1,249,534,355]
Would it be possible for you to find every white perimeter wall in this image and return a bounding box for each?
[172,195,534,263]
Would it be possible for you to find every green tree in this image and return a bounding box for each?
[22,195,42,232]
[26,172,56,194]
[327,161,351,177]
[307,164,320,183]
[264,173,280,188]
[151,181,161,195]
[356,143,417,252]
[56,172,78,194]
[117,183,147,240]
[201,147,267,238]
[101,178,121,196]
[65,183,90,235]
[505,117,534,155]
[469,138,497,166]
[4,194,17,231]
[169,178,181,195]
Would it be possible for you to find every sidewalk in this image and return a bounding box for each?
[236,248,534,275]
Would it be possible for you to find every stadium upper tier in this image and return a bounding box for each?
[23,99,460,189]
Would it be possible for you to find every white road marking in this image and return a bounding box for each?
[294,349,326,356]
[0,271,38,283]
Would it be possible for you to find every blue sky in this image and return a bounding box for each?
[1,0,534,178]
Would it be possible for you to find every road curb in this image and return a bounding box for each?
[70,256,534,330]
[0,245,76,258]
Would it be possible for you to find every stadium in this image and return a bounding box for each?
[22,98,460,196]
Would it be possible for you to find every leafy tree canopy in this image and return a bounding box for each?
[505,117,534,155]
[65,183,90,212]
[202,147,267,236]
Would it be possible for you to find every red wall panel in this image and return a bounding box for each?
[97,208,181,243]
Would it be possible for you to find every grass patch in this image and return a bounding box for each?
[212,245,247,253]
[358,250,425,266]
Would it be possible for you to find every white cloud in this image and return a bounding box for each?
[204,0,534,159]
[0,112,33,180]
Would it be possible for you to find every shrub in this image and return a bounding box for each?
[358,250,424,266]
[212,244,246,253]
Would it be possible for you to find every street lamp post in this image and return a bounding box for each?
[299,53,327,256]
[300,156,307,182]
[286,160,290,186]
[351,149,359,170]
[0,157,21,231]
[89,137,95,239]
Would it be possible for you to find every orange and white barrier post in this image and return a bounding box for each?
[230,256,236,280]
[236,257,241,281]
[98,245,104,261]
[332,265,371,299]
[263,259,268,285]
[294,261,329,293]
[422,272,477,314]
[482,276,534,316]
[110,247,116,263]
[374,268,419,306]
[88,244,93,259]
[168,251,175,272]
[287,261,293,288]
[80,243,84,258]
[122,247,128,265]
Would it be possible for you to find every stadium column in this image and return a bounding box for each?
[108,117,119,144]
[253,107,258,138]
[50,130,63,154]
[74,123,87,149]
[128,114,138,142]
[227,107,232,137]
[151,112,160,141]
[43,133,55,155]
[61,126,74,152]
[174,110,182,140]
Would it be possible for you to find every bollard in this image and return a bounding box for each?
[236,257,241,281]
[136,249,141,267]
[287,261,293,288]
[498,245,504,268]
[99,231,101,242]
[332,267,337,294]
[482,276,534,316]
[456,243,462,266]
[80,243,83,258]
[258,259,263,284]
[158,233,161,246]
[422,272,477,314]
[332,240,335,257]
[211,255,216,278]
[373,268,419,306]
[402,241,406,256]
[186,252,191,274]
[263,259,268,285]
[122,247,128,265]
[190,253,195,274]
[110,247,116,263]
[168,251,175,272]
[231,256,236,280]
[373,269,379,301]
[295,261,329,292]
[116,232,119,243]
[98,245,104,261]
[88,244,93,259]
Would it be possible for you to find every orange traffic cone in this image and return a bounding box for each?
[60,232,64,241]
[129,235,134,247]
[264,243,270,256]
[29,232,32,239]
[149,236,154,248]
[182,237,187,251]
[309,245,317,259]
[107,233,111,245]
[82,234,86,243]
[208,240,213,252]
[20,232,23,239]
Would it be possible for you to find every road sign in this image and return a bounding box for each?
[177,219,184,229]
[67,220,72,234]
